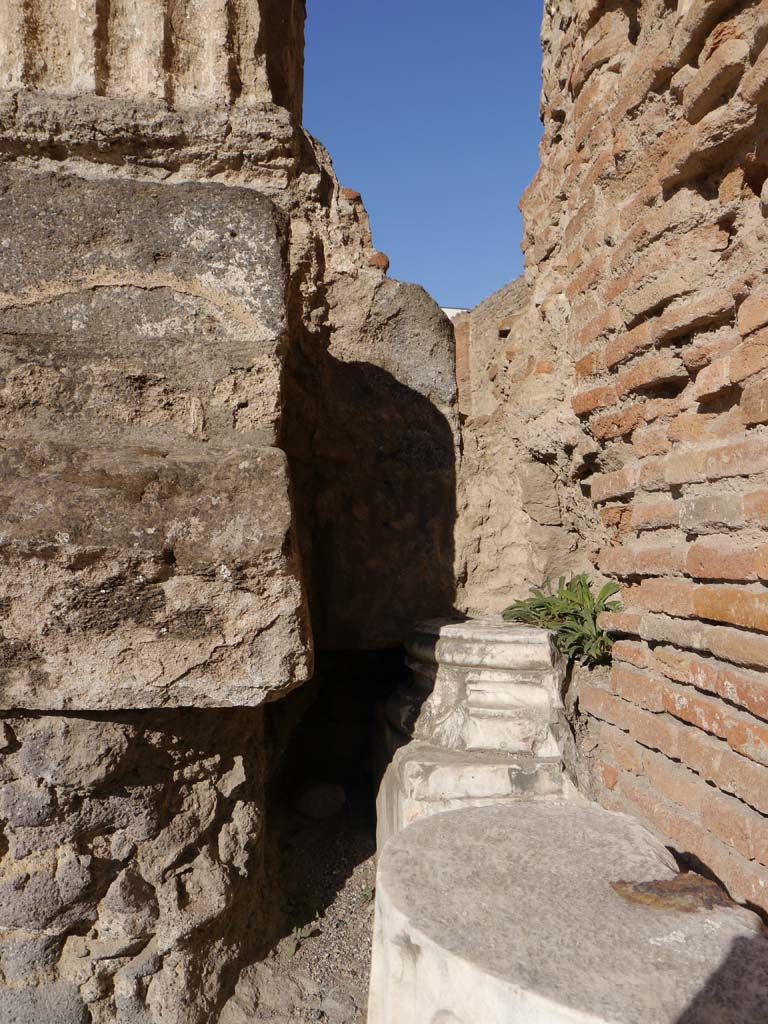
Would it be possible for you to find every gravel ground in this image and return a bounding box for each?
[222,792,377,1024]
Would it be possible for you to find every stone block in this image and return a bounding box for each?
[376,619,569,847]
[0,168,311,709]
[369,802,768,1024]
[376,741,566,849]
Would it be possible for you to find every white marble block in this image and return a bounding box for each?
[376,618,570,847]
[368,802,768,1024]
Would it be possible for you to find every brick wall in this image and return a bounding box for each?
[520,0,768,912]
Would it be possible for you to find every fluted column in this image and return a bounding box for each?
[0,0,304,116]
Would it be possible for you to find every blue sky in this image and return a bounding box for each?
[303,0,544,309]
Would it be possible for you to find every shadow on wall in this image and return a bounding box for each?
[675,933,768,1023]
[286,350,457,651]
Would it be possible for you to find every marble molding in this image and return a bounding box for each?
[376,618,571,848]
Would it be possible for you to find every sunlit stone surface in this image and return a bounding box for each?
[369,802,768,1024]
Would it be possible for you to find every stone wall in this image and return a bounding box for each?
[0,709,267,1024]
[0,1,460,1016]
[504,0,768,913]
[455,279,597,615]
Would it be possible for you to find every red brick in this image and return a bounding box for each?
[589,404,644,439]
[663,435,768,485]
[579,683,632,730]
[741,377,768,425]
[630,499,679,531]
[604,322,654,368]
[616,772,707,856]
[693,356,731,400]
[572,26,632,95]
[564,197,598,252]
[706,623,768,672]
[652,647,768,722]
[566,254,607,301]
[693,584,768,633]
[620,266,698,322]
[667,413,718,443]
[595,723,646,775]
[596,610,642,635]
[642,749,707,813]
[638,456,668,491]
[608,665,665,712]
[675,407,745,441]
[642,395,685,424]
[677,728,768,816]
[637,613,768,671]
[744,489,768,526]
[660,97,757,190]
[656,287,735,342]
[661,683,768,767]
[701,789,768,864]
[616,352,689,397]
[611,189,709,270]
[599,504,632,536]
[599,544,687,578]
[678,490,745,532]
[632,425,672,458]
[574,306,623,349]
[683,327,741,372]
[631,578,697,617]
[737,285,768,337]
[686,538,760,581]
[572,383,617,416]
[590,673,768,814]
[589,465,639,503]
[740,39,768,105]
[730,328,768,382]
[612,640,651,668]
[594,758,619,789]
[683,38,750,124]
[575,351,604,378]
[616,770,768,911]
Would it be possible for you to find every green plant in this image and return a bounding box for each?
[502,574,621,666]
[285,918,320,958]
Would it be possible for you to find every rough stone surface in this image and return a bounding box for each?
[0,2,460,655]
[285,276,459,651]
[455,280,599,617]
[0,983,90,1024]
[369,802,768,1024]
[0,708,269,1024]
[376,619,570,847]
[0,167,310,710]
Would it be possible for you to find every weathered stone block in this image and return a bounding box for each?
[0,169,311,709]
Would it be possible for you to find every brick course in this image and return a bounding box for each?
[521,0,768,913]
